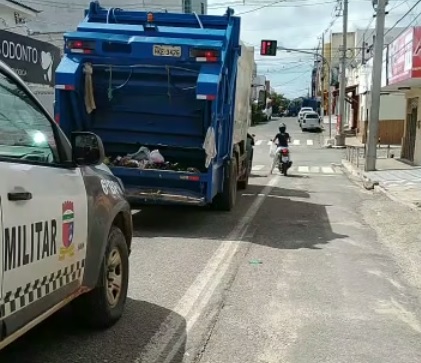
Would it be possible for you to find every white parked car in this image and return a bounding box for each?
[297,107,313,125]
[301,111,322,132]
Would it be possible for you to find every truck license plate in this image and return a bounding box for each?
[153,45,181,57]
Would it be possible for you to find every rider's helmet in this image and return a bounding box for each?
[279,123,286,133]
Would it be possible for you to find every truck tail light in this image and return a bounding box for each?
[190,48,220,62]
[66,40,95,54]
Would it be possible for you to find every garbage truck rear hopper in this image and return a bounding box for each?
[54,1,255,211]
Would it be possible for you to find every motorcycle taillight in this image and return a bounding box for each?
[281,149,289,155]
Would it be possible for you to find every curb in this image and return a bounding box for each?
[341,160,421,210]
[340,160,378,189]
[374,184,420,211]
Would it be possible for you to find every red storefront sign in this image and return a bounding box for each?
[388,28,413,84]
[412,27,421,78]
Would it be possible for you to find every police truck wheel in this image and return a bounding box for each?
[74,226,129,329]
[213,158,237,211]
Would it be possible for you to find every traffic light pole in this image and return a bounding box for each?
[277,46,332,137]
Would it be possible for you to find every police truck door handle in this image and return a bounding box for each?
[8,191,32,201]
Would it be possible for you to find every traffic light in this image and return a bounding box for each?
[260,40,277,56]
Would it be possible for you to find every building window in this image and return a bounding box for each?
[184,0,192,13]
[201,2,205,14]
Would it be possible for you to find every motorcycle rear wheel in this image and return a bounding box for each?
[281,163,288,176]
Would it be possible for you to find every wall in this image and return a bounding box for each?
[357,60,405,145]
[330,32,356,69]
[191,0,207,14]
[0,4,34,35]
[321,42,331,92]
[25,0,208,39]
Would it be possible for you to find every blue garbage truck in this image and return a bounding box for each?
[54,1,255,211]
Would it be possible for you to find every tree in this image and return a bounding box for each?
[270,91,289,113]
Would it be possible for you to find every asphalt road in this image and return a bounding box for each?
[2,117,421,363]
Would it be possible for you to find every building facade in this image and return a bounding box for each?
[0,0,38,34]
[0,0,62,115]
[382,26,421,165]
[314,28,408,145]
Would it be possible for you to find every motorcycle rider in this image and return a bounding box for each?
[271,123,292,174]
[272,123,291,149]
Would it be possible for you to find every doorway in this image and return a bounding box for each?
[402,97,418,162]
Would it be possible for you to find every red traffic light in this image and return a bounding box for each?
[260,40,277,56]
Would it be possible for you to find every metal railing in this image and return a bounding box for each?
[345,145,365,169]
[345,144,401,170]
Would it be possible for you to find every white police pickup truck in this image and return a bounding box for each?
[0,60,133,350]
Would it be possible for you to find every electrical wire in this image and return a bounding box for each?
[346,0,411,64]
[271,70,311,87]
[385,8,421,49]
[384,0,421,37]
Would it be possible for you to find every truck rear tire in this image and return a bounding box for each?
[213,158,237,211]
[73,226,129,329]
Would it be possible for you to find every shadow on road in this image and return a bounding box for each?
[0,299,186,363]
[247,184,347,249]
[132,183,346,250]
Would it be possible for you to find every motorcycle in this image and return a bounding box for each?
[271,144,292,176]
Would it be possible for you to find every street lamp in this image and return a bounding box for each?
[277,46,333,139]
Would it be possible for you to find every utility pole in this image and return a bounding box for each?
[362,34,366,64]
[320,33,325,124]
[336,0,349,146]
[365,0,387,171]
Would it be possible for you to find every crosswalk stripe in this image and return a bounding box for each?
[252,164,265,171]
[322,166,334,174]
[298,166,309,173]
[310,166,320,173]
[253,139,320,147]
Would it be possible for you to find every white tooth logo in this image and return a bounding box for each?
[41,51,53,82]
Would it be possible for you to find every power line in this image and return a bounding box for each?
[384,0,421,36]
[271,70,310,87]
[348,0,411,64]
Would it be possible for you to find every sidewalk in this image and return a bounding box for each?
[342,153,421,209]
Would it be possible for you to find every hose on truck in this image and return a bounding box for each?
[84,63,96,114]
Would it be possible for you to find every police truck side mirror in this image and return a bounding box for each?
[71,131,105,166]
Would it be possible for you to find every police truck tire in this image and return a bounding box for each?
[213,158,237,211]
[74,226,129,329]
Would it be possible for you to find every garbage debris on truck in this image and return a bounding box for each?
[105,146,200,173]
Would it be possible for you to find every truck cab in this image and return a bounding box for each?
[0,60,132,350]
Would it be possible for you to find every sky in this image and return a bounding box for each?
[207,0,421,99]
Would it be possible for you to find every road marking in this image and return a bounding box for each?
[252,164,265,171]
[322,166,334,174]
[292,139,300,146]
[310,166,320,173]
[267,141,272,146]
[255,140,263,146]
[298,166,309,173]
[307,139,314,146]
[136,177,280,363]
